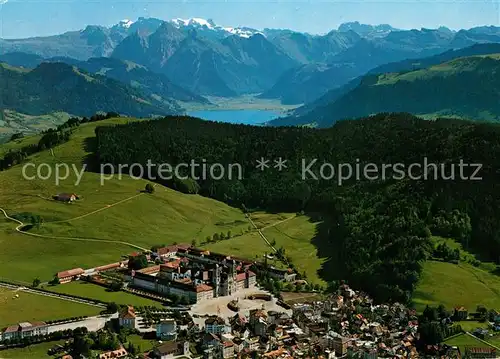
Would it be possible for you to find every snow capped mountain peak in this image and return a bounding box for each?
[172,18,215,29]
[118,19,135,28]
[170,17,263,38]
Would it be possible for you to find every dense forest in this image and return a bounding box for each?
[94,113,500,303]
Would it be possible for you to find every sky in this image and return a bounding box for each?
[0,0,499,39]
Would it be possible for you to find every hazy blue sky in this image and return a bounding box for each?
[0,0,499,39]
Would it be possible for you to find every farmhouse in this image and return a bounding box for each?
[155,243,191,258]
[57,268,85,284]
[54,193,78,202]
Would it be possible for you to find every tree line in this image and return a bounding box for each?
[0,112,120,171]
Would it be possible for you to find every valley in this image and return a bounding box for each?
[2,11,500,359]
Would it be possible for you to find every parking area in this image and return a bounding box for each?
[189,288,291,327]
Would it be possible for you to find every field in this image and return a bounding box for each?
[0,110,71,143]
[126,334,158,352]
[260,214,325,285]
[0,340,66,358]
[413,260,500,313]
[281,291,324,305]
[0,118,252,281]
[181,94,300,112]
[204,231,278,262]
[203,211,325,285]
[0,287,100,327]
[48,281,164,307]
[444,333,495,353]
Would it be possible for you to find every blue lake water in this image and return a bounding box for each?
[187,110,280,125]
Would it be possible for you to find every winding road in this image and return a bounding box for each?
[0,207,148,251]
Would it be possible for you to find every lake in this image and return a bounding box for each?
[187,110,280,125]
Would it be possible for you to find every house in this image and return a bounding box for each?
[232,337,244,353]
[254,317,268,336]
[156,244,191,258]
[454,306,468,320]
[1,321,48,340]
[205,316,230,334]
[332,336,351,356]
[99,347,128,359]
[219,340,234,359]
[119,306,136,329]
[156,319,177,340]
[267,267,296,282]
[243,337,260,351]
[203,333,220,348]
[54,193,78,202]
[464,346,497,358]
[151,341,189,359]
[249,309,268,327]
[56,268,85,284]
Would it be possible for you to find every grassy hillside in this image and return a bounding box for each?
[413,259,500,313]
[0,62,182,118]
[275,54,500,127]
[413,235,500,312]
[0,118,252,282]
[0,110,71,142]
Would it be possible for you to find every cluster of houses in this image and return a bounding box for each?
[10,243,500,358]
[108,284,423,358]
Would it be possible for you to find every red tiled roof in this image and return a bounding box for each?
[95,262,121,272]
[252,310,267,318]
[119,306,136,319]
[196,284,213,293]
[176,278,192,284]
[223,341,234,347]
[466,347,496,354]
[99,348,128,359]
[57,268,84,279]
[236,273,246,281]
[4,325,19,333]
[161,260,181,270]
[138,265,160,274]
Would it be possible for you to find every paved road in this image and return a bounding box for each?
[48,313,118,333]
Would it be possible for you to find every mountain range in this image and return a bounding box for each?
[270,43,500,127]
[4,18,500,121]
[0,62,182,117]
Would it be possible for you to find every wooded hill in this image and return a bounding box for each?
[94,113,500,303]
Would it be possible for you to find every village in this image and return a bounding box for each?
[1,243,500,358]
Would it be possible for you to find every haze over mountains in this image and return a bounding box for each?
[3,17,500,123]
